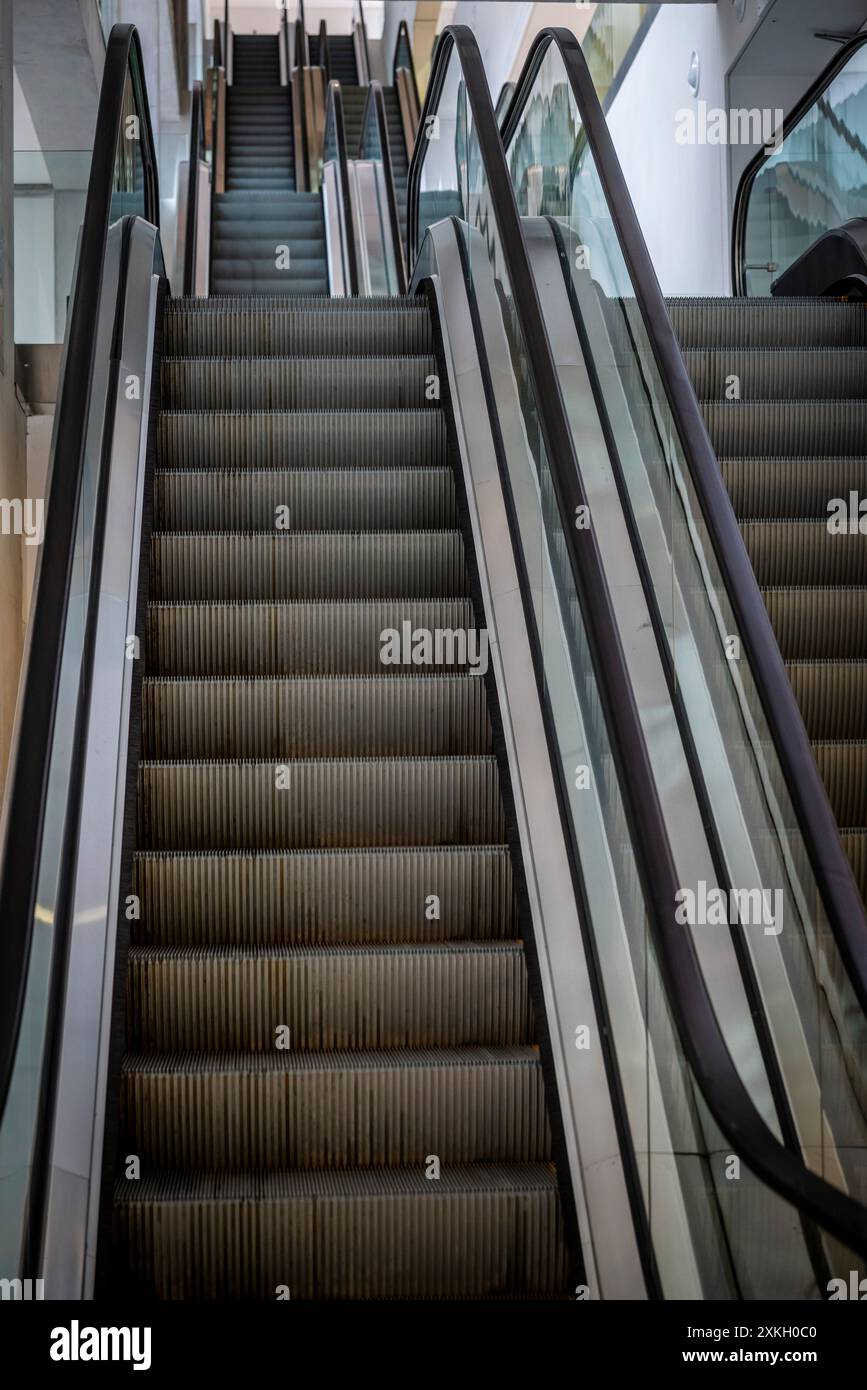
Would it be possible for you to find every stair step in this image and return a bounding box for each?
[154,466,456,530]
[684,348,867,400]
[667,296,867,349]
[703,400,867,457]
[741,519,867,586]
[141,675,491,758]
[125,940,530,1050]
[165,300,432,356]
[132,844,516,946]
[112,1163,568,1299]
[145,597,478,676]
[161,356,437,409]
[149,530,468,601]
[762,587,867,661]
[722,457,867,519]
[119,1047,549,1169]
[785,661,867,739]
[157,409,446,469]
[137,755,504,850]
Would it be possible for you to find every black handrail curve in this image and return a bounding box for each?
[508,28,867,1015]
[353,0,371,84]
[360,80,407,292]
[183,80,204,295]
[392,18,420,109]
[0,19,159,1177]
[324,79,359,295]
[732,31,867,296]
[408,24,867,1259]
[317,18,330,80]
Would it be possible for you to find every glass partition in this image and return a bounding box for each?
[741,41,867,295]
[504,35,867,1280]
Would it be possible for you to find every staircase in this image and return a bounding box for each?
[111,296,571,1299]
[309,31,358,85]
[670,296,867,906]
[212,34,328,295]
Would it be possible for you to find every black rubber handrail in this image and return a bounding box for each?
[317,18,329,81]
[183,79,204,295]
[360,80,407,292]
[408,24,867,1260]
[0,19,158,1209]
[392,18,420,110]
[510,27,867,1018]
[732,30,867,295]
[324,79,359,295]
[353,0,371,84]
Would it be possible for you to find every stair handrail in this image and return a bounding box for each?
[359,80,407,292]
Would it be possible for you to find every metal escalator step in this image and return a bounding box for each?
[154,467,456,531]
[785,662,867,739]
[119,1046,550,1169]
[722,457,867,519]
[666,296,867,349]
[165,300,432,355]
[125,941,531,1050]
[684,348,867,400]
[141,675,491,758]
[161,356,437,410]
[149,531,468,601]
[813,741,867,826]
[113,1163,568,1300]
[741,519,867,586]
[137,755,505,850]
[132,844,516,947]
[157,409,446,469]
[762,587,867,661]
[146,598,478,676]
[703,400,867,457]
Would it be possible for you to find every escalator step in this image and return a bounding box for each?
[154,467,457,531]
[141,675,491,758]
[113,1163,568,1300]
[667,296,867,349]
[132,844,516,947]
[119,1046,550,1169]
[161,356,437,410]
[149,531,468,601]
[157,409,446,470]
[722,457,867,518]
[684,348,867,400]
[842,831,867,903]
[165,299,432,355]
[703,400,867,457]
[137,755,505,850]
[145,597,477,676]
[812,741,867,826]
[741,519,867,586]
[785,662,867,739]
[762,587,867,661]
[125,940,531,1050]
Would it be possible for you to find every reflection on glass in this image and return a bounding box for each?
[583,2,654,107]
[504,38,867,1285]
[744,44,867,294]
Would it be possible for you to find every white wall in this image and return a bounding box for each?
[605,3,730,296]
[449,1,532,98]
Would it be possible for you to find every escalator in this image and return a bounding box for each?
[3,17,867,1307]
[115,293,570,1297]
[213,32,326,294]
[670,297,867,905]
